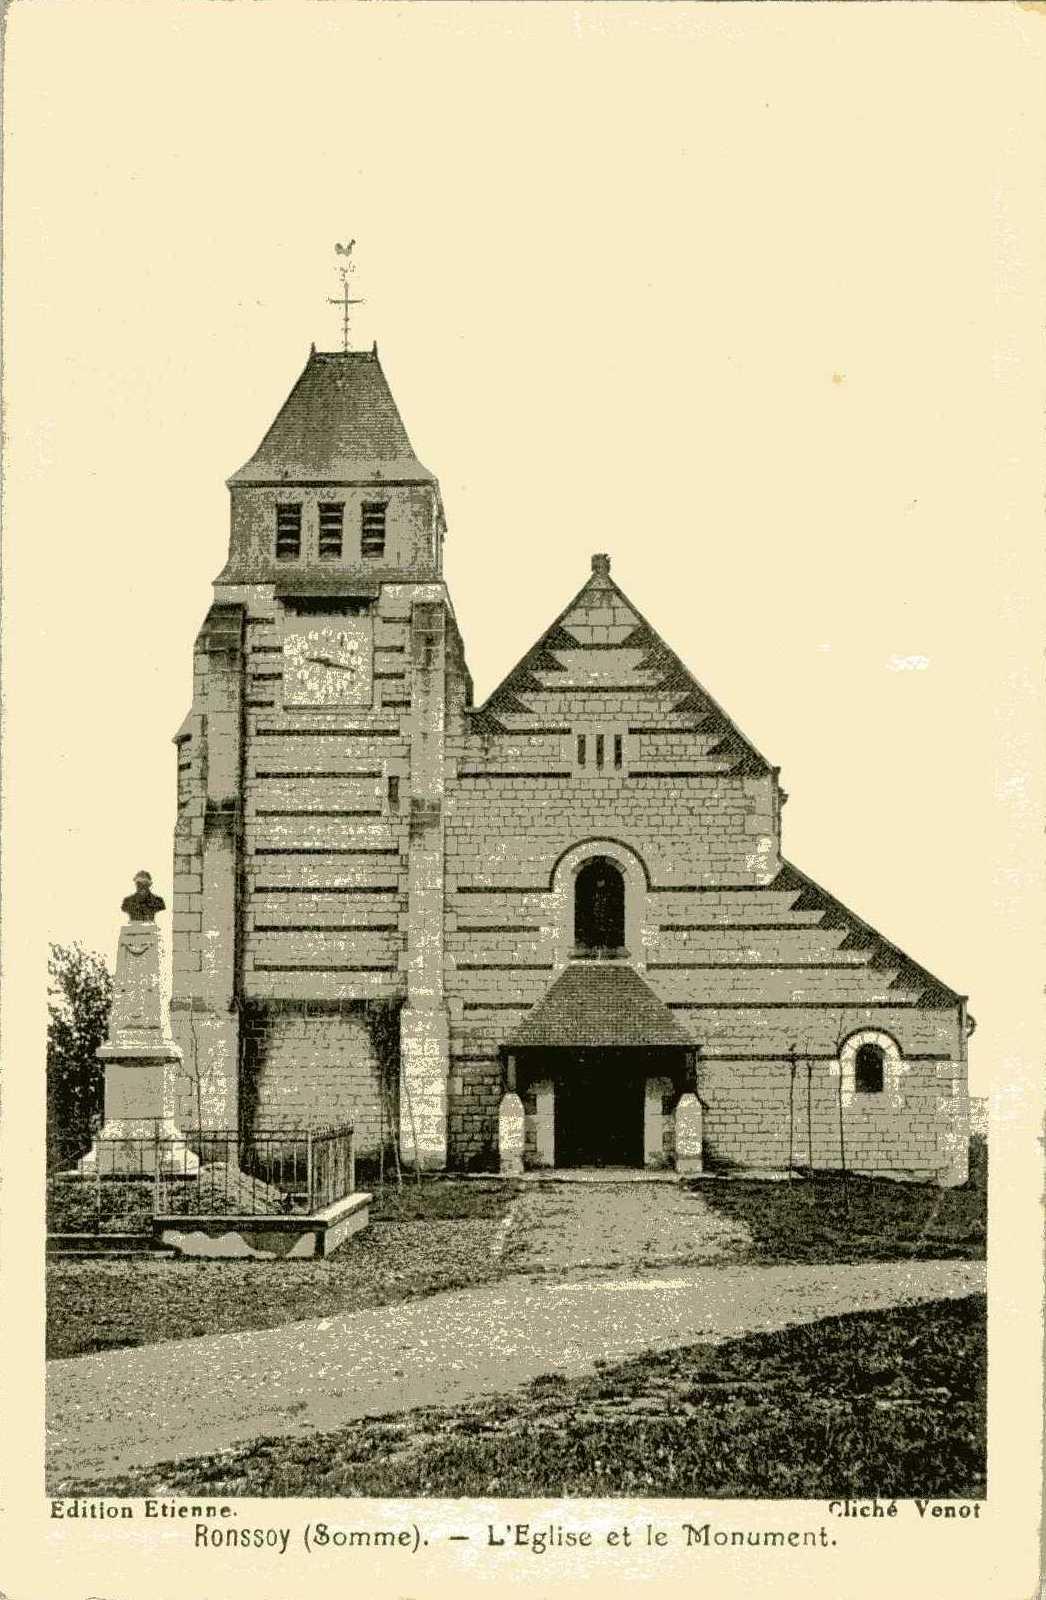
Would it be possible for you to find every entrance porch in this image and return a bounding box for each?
[513,1047,689,1171]
[497,961,704,1175]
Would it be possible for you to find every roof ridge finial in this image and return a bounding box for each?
[329,240,364,353]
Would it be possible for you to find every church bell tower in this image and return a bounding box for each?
[170,333,469,1168]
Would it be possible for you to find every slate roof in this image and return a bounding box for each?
[507,962,695,1050]
[228,348,435,486]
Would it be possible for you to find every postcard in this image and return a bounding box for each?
[2,3,1043,1597]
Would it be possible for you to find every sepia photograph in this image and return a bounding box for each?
[2,2,1043,1597]
[43,326,987,1502]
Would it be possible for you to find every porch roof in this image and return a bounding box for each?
[505,961,694,1051]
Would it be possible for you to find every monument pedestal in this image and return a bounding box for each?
[78,920,199,1177]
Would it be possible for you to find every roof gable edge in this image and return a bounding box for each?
[469,562,774,774]
[779,857,965,1007]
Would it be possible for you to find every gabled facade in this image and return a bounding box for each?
[170,347,971,1186]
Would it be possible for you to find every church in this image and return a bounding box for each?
[169,344,971,1185]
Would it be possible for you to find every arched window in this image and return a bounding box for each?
[574,857,626,955]
[854,1041,885,1094]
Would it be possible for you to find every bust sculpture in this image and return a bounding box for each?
[121,870,166,922]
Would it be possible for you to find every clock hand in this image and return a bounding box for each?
[304,654,352,670]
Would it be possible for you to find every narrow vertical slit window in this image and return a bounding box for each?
[318,502,344,560]
[613,733,623,769]
[387,775,400,812]
[577,734,586,767]
[596,734,605,769]
[275,503,302,560]
[361,501,387,558]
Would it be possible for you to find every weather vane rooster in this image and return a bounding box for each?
[329,240,364,353]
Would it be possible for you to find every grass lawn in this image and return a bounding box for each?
[48,1142,986,1361]
[46,1178,518,1361]
[691,1136,986,1264]
[75,1295,986,1500]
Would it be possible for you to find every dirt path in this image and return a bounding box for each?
[505,1180,753,1272]
[47,1257,985,1490]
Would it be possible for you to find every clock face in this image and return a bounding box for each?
[282,619,373,707]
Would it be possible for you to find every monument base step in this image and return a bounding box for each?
[47,1232,177,1258]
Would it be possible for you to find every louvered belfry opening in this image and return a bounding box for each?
[361,501,387,557]
[574,856,626,957]
[318,501,344,559]
[275,503,302,559]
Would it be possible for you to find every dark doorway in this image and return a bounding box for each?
[554,1056,644,1166]
[574,857,626,955]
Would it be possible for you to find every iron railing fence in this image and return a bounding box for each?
[46,1124,355,1235]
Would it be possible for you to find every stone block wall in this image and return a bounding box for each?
[445,761,779,896]
[695,1010,964,1181]
[239,587,413,1008]
[240,1003,391,1154]
[448,1054,503,1167]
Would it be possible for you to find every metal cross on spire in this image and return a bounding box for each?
[329,240,364,352]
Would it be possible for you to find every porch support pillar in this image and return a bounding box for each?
[674,1091,703,1176]
[644,1074,673,1169]
[498,1090,525,1176]
[532,1079,555,1168]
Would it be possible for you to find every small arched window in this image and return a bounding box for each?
[854,1042,885,1094]
[574,857,626,955]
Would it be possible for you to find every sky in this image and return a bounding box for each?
[5,1,1045,1102]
